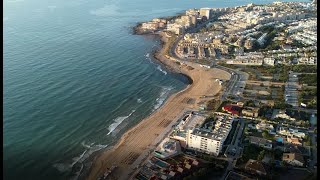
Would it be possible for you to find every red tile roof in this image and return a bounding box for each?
[222,105,242,115]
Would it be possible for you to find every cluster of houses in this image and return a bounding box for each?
[241,152,306,178]
[135,155,200,180]
[135,112,235,179]
[287,18,317,46]
[219,100,310,174]
[238,124,309,179]
[140,18,167,32]
[141,2,317,65]
[245,119,308,168]
[221,103,260,118]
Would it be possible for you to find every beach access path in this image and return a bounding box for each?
[86,32,231,180]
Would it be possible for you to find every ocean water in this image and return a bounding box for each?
[3,0,308,179]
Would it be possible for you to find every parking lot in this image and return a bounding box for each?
[285,72,300,107]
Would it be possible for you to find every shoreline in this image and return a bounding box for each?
[85,26,231,180]
[78,30,192,180]
[84,31,192,179]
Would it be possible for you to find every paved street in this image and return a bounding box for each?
[220,118,245,180]
[309,132,317,172]
[215,65,248,102]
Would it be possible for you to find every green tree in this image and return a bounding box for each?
[257,150,265,161]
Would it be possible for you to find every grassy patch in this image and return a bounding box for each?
[292,65,317,73]
[298,87,317,108]
[236,144,263,165]
[206,99,220,111]
[298,74,317,86]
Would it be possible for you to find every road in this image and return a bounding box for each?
[309,132,317,173]
[220,118,245,180]
[215,65,248,102]
[287,107,317,114]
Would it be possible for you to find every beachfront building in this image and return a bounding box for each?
[141,22,159,31]
[153,138,182,159]
[170,112,207,148]
[167,23,185,35]
[186,115,233,156]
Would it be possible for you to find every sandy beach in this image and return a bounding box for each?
[86,32,231,180]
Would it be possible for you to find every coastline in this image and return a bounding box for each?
[85,27,231,180]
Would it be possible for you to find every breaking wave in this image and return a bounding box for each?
[107,110,135,135]
[153,86,173,111]
[53,142,108,174]
[157,65,167,75]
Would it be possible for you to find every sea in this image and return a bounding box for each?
[3,0,308,179]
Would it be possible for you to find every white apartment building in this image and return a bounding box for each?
[297,57,317,65]
[256,121,274,131]
[263,57,276,66]
[257,33,267,46]
[167,23,184,35]
[186,116,233,156]
[277,126,305,138]
[200,8,212,19]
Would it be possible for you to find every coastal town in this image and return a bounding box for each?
[90,1,317,180]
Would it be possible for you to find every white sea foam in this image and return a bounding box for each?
[71,149,87,167]
[153,87,173,111]
[53,142,108,173]
[81,141,91,149]
[157,65,167,75]
[107,110,135,135]
[137,98,142,103]
[145,53,150,58]
[90,4,119,16]
[7,0,24,3]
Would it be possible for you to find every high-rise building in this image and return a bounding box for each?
[200,8,212,20]
[190,16,197,26]
[186,116,233,156]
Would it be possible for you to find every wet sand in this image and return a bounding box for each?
[86,31,231,180]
